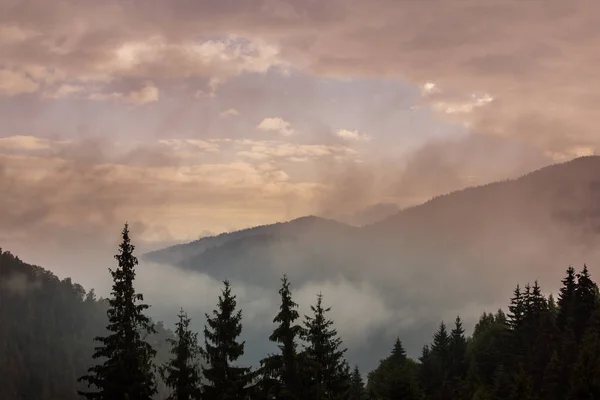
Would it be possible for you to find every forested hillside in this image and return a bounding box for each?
[0,248,173,400]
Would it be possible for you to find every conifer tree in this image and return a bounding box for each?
[367,338,420,400]
[574,264,598,340]
[449,316,468,397]
[348,366,366,400]
[260,275,303,399]
[431,321,451,368]
[202,280,252,400]
[161,308,202,400]
[557,266,577,330]
[302,293,350,399]
[507,285,525,331]
[78,223,158,400]
[430,321,452,400]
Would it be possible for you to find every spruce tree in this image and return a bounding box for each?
[449,316,468,397]
[161,308,202,400]
[574,264,598,341]
[507,285,525,331]
[78,223,157,400]
[367,338,420,400]
[302,293,350,400]
[201,280,252,400]
[348,366,366,400]
[430,321,452,400]
[260,275,303,399]
[557,266,577,331]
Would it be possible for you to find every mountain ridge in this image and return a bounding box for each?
[145,155,600,267]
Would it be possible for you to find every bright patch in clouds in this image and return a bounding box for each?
[336,129,371,141]
[89,82,159,105]
[219,108,240,118]
[257,117,295,136]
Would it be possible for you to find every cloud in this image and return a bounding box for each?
[0,135,69,152]
[0,68,39,95]
[158,139,221,156]
[336,129,371,141]
[219,108,240,118]
[257,117,295,136]
[89,81,159,105]
[236,140,356,162]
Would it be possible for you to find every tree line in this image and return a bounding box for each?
[78,224,600,400]
[4,223,600,399]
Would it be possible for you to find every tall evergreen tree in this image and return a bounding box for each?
[161,308,202,400]
[557,266,577,331]
[367,338,420,400]
[260,275,303,399]
[302,293,350,400]
[574,264,598,341]
[507,285,525,331]
[349,366,366,400]
[430,321,452,400]
[449,316,468,397]
[78,223,157,400]
[201,281,252,400]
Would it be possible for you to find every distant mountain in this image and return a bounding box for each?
[144,156,600,369]
[328,202,400,226]
[147,156,600,276]
[143,216,360,285]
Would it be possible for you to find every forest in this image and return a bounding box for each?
[2,223,600,400]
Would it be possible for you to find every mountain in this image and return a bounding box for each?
[143,156,600,369]
[0,249,174,400]
[143,215,360,285]
[146,156,600,279]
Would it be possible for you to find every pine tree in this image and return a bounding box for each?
[557,266,577,331]
[78,223,158,400]
[302,293,349,400]
[161,308,202,400]
[367,338,421,400]
[260,275,303,399]
[528,281,547,320]
[349,366,366,400]
[507,285,525,331]
[390,337,407,364]
[430,321,453,400]
[449,316,468,397]
[574,264,598,341]
[202,281,252,400]
[431,321,451,368]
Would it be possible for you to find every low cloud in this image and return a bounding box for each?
[89,81,159,105]
[257,117,295,136]
[336,129,371,142]
[219,108,240,118]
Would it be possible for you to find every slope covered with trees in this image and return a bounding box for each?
[0,246,173,400]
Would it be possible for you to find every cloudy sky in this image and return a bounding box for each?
[5,0,600,257]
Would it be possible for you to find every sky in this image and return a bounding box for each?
[2,0,600,369]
